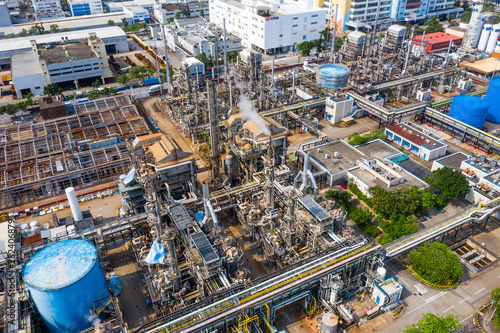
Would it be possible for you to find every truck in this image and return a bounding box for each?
[149,84,162,92]
[139,77,160,87]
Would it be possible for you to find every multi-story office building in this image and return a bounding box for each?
[327,0,462,32]
[210,0,326,54]
[68,0,103,16]
[32,0,65,20]
[154,1,210,25]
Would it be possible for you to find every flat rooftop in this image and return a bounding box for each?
[349,165,427,190]
[306,140,364,174]
[355,139,399,159]
[434,152,470,171]
[11,51,42,78]
[462,52,500,75]
[39,40,97,65]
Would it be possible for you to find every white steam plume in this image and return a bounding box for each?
[234,78,271,136]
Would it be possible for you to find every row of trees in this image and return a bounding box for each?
[0,83,64,116]
[88,87,117,100]
[325,189,381,238]
[10,23,69,38]
[345,166,468,245]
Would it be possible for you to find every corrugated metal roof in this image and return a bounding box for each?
[191,232,219,265]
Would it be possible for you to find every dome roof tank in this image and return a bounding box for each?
[316,64,349,91]
[22,239,110,333]
[485,78,500,123]
[449,95,489,129]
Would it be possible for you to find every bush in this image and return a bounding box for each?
[408,242,463,285]
[378,234,393,245]
[424,166,469,202]
[348,129,387,146]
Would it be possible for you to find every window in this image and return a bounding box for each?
[293,24,298,27]
[312,14,318,17]
[35,86,41,89]
[303,35,307,40]
[279,34,283,37]
[293,16,298,20]
[311,21,317,24]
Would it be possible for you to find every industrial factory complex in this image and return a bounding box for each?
[3,1,500,333]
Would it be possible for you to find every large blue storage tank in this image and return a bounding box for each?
[316,64,349,91]
[449,95,489,129]
[485,78,500,123]
[22,239,109,333]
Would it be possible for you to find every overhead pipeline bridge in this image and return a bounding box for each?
[135,240,383,333]
[371,67,459,92]
[384,197,500,258]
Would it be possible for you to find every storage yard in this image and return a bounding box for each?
[3,6,500,333]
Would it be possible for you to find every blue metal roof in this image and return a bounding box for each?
[298,195,331,222]
[22,239,98,291]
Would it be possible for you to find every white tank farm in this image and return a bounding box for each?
[486,24,500,53]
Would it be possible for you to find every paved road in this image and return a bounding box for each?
[378,259,499,332]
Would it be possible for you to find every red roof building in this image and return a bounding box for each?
[413,32,463,53]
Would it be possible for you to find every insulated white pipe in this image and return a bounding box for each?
[65,187,82,222]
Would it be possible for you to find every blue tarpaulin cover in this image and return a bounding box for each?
[144,240,165,264]
[107,272,122,296]
[194,211,205,222]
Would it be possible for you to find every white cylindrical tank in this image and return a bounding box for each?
[478,24,492,51]
[486,24,500,53]
[377,266,387,280]
[65,187,82,222]
[321,312,338,333]
[67,225,77,234]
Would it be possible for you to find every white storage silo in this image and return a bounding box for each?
[486,24,500,53]
[464,5,484,49]
[496,40,500,52]
[478,24,492,51]
[65,187,82,222]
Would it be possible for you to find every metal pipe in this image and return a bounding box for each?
[330,3,338,63]
[161,24,173,94]
[272,56,275,86]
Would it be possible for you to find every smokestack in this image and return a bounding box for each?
[202,181,210,201]
[65,187,82,222]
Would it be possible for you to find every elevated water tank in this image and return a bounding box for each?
[478,24,492,51]
[316,64,349,91]
[486,24,500,53]
[449,95,489,129]
[486,78,500,123]
[22,239,110,333]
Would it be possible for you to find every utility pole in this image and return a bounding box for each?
[161,24,173,95]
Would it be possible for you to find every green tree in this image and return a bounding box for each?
[6,33,15,38]
[424,166,468,201]
[23,92,35,105]
[62,28,70,32]
[28,25,37,35]
[19,28,29,37]
[108,20,115,26]
[460,10,471,23]
[200,9,205,18]
[175,12,181,19]
[121,18,128,27]
[425,17,444,34]
[296,41,314,56]
[403,313,463,333]
[92,80,101,88]
[408,242,463,285]
[196,52,214,68]
[167,17,175,23]
[43,83,63,96]
[461,0,469,10]
[117,74,130,85]
[50,24,59,33]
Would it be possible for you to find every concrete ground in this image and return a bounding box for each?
[107,243,155,331]
[274,302,314,333]
[318,117,379,141]
[14,193,122,227]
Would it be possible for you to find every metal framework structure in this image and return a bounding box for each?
[0,96,150,210]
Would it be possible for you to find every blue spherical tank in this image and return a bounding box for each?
[449,95,489,129]
[22,239,110,333]
[485,78,500,123]
[316,64,349,91]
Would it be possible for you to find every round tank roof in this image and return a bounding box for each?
[23,239,98,291]
[318,64,349,77]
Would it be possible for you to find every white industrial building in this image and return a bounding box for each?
[11,33,112,96]
[162,18,242,57]
[154,1,210,24]
[106,0,156,12]
[68,0,104,16]
[209,0,326,54]
[0,2,11,27]
[32,0,65,20]
[0,27,128,68]
[123,5,150,22]
[11,51,46,97]
[0,12,132,38]
[385,121,447,161]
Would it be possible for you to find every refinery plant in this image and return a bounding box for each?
[3,3,500,333]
